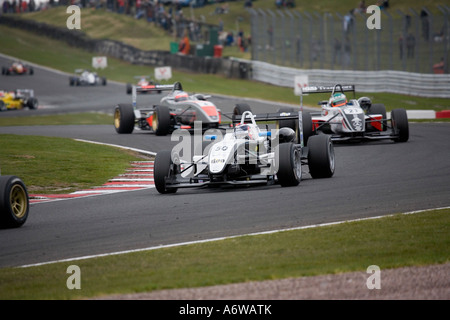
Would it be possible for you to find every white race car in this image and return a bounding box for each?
[69,69,107,86]
[303,84,409,143]
[154,108,335,194]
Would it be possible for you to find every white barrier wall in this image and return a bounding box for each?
[251,60,450,98]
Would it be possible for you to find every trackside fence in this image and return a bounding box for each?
[248,6,449,75]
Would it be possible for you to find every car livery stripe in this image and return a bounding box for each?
[368,115,383,131]
[341,110,354,131]
[201,105,219,117]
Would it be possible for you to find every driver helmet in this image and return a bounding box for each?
[174,90,189,102]
[358,96,372,110]
[235,123,251,139]
[329,93,347,107]
[14,63,23,72]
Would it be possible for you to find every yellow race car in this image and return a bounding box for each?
[0,89,38,111]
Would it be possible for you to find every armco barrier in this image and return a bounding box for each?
[250,61,450,98]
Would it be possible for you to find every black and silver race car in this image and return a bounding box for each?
[153,107,335,194]
[302,84,409,143]
[114,82,223,136]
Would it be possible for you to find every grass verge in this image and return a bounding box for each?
[0,112,113,126]
[0,134,145,194]
[0,208,448,300]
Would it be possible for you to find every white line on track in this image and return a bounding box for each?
[18,206,450,268]
[74,139,157,157]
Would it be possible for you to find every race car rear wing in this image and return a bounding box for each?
[132,82,183,107]
[299,84,356,110]
[232,111,300,124]
[301,84,355,95]
[15,89,34,98]
[134,81,183,94]
[232,110,307,147]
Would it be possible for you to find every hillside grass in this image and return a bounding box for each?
[1,24,448,111]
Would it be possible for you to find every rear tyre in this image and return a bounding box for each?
[154,150,178,194]
[277,108,313,146]
[277,107,297,131]
[301,112,314,146]
[0,176,29,228]
[152,105,171,136]
[276,143,302,187]
[114,104,135,134]
[126,83,132,94]
[26,98,38,110]
[391,109,409,142]
[232,103,252,122]
[308,135,335,178]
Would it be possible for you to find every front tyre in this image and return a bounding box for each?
[308,135,335,178]
[391,108,409,142]
[0,176,29,228]
[276,143,302,187]
[26,98,38,110]
[154,150,178,194]
[114,104,135,134]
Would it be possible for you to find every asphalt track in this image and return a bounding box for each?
[1,55,450,268]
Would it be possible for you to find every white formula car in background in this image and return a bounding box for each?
[303,84,409,143]
[69,69,107,86]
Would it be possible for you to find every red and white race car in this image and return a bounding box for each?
[2,61,34,76]
[126,76,161,94]
[302,84,409,143]
[114,82,222,136]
